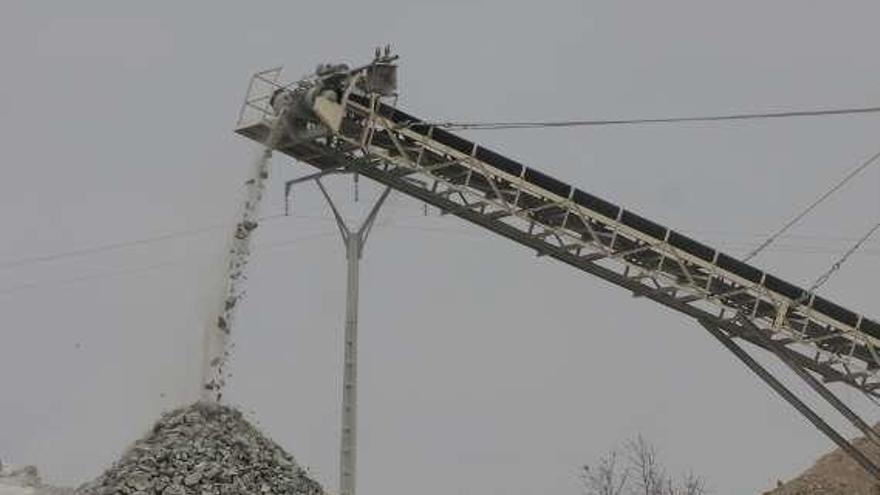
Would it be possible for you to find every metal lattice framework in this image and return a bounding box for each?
[235,60,880,478]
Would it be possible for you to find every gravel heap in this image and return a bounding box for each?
[79,403,322,495]
[766,424,880,495]
[1,463,41,489]
[0,462,74,495]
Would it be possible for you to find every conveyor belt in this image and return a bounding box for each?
[236,88,880,398]
[233,64,880,479]
[366,94,877,339]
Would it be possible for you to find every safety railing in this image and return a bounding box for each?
[235,67,284,128]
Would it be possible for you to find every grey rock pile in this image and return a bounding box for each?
[79,403,322,495]
[0,461,75,495]
[1,463,41,488]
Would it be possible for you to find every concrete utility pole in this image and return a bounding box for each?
[287,175,390,495]
[318,181,390,495]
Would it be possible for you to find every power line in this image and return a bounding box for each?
[0,212,295,273]
[0,222,227,271]
[0,202,436,273]
[410,104,880,131]
[375,220,880,258]
[783,151,880,303]
[0,257,211,297]
[5,185,880,282]
[743,148,880,262]
[681,229,880,243]
[5,213,880,300]
[794,221,880,304]
[0,231,338,298]
[8,211,877,275]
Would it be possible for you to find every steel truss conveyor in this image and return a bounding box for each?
[235,56,880,478]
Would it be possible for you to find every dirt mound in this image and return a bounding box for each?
[766,425,880,495]
[79,402,322,495]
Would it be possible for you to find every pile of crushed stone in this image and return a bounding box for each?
[765,424,880,495]
[79,402,322,495]
[0,463,41,494]
[0,462,73,495]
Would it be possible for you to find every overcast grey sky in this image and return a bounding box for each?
[3,2,880,494]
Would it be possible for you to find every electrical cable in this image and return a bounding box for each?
[7,209,877,276]
[743,148,880,261]
[0,222,229,271]
[345,217,880,256]
[0,257,212,297]
[804,222,880,295]
[0,231,338,298]
[402,102,880,265]
[411,104,880,131]
[0,212,295,273]
[4,212,879,299]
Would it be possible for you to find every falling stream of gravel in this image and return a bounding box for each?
[201,118,285,402]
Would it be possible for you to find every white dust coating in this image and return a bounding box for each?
[201,117,286,402]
